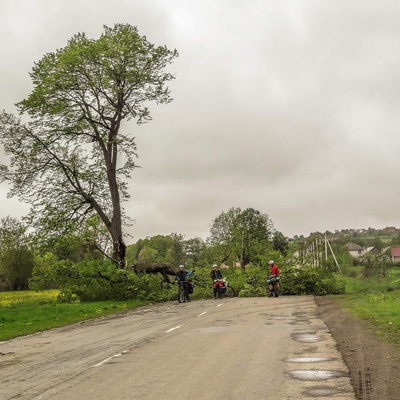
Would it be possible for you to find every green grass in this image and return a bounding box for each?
[332,269,400,344]
[0,290,151,341]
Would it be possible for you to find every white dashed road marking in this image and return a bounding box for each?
[165,325,182,333]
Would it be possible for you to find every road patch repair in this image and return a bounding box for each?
[283,310,356,399]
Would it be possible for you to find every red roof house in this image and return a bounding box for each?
[390,247,400,263]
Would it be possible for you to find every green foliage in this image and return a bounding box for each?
[272,231,289,255]
[390,234,400,246]
[0,216,35,290]
[208,207,274,268]
[360,250,392,278]
[54,260,162,302]
[183,237,210,268]
[31,256,165,302]
[127,233,210,271]
[36,217,108,262]
[280,265,345,296]
[237,265,268,297]
[328,243,355,272]
[341,268,400,294]
[257,250,284,270]
[335,269,400,344]
[29,253,69,290]
[128,234,186,266]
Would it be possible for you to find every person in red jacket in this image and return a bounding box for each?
[269,260,279,277]
[267,260,280,298]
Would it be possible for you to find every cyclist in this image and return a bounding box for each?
[267,260,280,298]
[175,265,192,303]
[210,264,223,299]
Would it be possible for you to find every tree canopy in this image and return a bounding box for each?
[208,207,274,268]
[0,24,178,265]
[0,216,34,290]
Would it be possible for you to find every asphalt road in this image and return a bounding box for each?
[1,296,356,399]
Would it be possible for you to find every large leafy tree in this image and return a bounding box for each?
[0,24,178,266]
[208,207,274,269]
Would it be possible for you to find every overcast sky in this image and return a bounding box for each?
[1,0,400,243]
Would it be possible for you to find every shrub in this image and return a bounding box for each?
[280,265,345,295]
[43,260,163,302]
[29,255,75,291]
[237,265,268,297]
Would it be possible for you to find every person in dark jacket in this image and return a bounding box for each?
[175,265,192,302]
[210,264,223,299]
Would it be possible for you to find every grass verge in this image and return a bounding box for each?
[331,270,400,344]
[0,290,151,341]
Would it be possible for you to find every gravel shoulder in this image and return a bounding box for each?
[315,296,400,399]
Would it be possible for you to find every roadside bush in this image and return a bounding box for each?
[280,265,345,295]
[237,265,268,297]
[34,259,163,302]
[29,254,75,290]
[189,267,213,299]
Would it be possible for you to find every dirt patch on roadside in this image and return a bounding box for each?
[315,296,400,399]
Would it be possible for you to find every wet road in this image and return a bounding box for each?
[0,296,356,399]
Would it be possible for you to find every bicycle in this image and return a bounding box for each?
[221,278,235,298]
[176,281,192,303]
[217,278,235,298]
[212,278,235,299]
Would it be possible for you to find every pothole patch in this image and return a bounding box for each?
[287,369,349,381]
[303,385,348,397]
[292,332,321,343]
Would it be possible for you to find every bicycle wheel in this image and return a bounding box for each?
[224,285,235,298]
[178,283,186,303]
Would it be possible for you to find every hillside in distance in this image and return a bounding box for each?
[292,226,400,245]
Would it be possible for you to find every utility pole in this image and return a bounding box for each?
[326,238,342,274]
[240,230,244,270]
[325,233,328,262]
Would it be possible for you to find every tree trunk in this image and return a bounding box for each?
[115,235,126,267]
[106,124,126,267]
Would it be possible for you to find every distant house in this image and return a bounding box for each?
[346,242,364,258]
[391,247,400,263]
[361,246,375,256]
